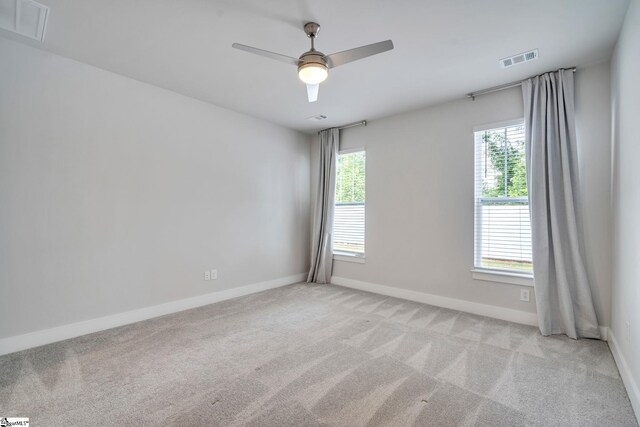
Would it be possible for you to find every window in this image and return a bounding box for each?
[334,149,365,257]
[474,122,532,274]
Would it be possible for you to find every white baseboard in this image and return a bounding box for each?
[330,276,611,341]
[0,273,306,356]
[330,276,539,326]
[608,329,640,421]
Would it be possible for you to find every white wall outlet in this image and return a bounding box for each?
[626,320,631,344]
[204,270,211,281]
[211,269,218,280]
[520,289,530,302]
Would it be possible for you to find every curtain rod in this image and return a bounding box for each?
[466,67,577,100]
[318,120,367,134]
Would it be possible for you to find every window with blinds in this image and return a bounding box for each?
[334,150,365,256]
[474,122,532,274]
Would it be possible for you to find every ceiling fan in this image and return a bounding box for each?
[232,22,393,102]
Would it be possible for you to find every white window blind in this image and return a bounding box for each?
[334,150,365,256]
[474,122,532,274]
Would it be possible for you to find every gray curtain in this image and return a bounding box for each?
[307,128,339,284]
[522,70,600,339]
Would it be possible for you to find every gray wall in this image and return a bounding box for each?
[312,61,612,324]
[0,38,310,339]
[611,0,640,409]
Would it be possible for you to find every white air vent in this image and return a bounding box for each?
[0,0,49,42]
[499,49,538,68]
[307,114,327,121]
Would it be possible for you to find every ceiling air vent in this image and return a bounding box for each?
[307,114,327,121]
[499,49,538,68]
[0,0,49,42]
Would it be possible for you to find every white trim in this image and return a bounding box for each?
[0,273,306,356]
[338,146,365,155]
[333,253,365,264]
[608,329,640,422]
[330,276,612,342]
[330,276,538,326]
[471,269,534,287]
[473,117,525,133]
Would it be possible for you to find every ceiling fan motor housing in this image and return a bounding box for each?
[297,21,328,84]
[298,51,328,84]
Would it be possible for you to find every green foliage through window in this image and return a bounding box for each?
[336,151,365,203]
[481,127,528,198]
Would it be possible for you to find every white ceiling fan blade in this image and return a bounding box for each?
[232,43,299,66]
[306,84,319,102]
[325,40,394,68]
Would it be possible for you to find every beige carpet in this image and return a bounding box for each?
[0,283,637,426]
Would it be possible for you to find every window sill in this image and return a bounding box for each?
[333,253,365,264]
[471,268,533,287]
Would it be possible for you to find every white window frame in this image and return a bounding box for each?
[471,119,533,286]
[333,147,366,263]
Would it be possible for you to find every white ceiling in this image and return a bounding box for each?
[0,0,629,133]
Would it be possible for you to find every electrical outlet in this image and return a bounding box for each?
[520,289,530,302]
[204,270,211,281]
[211,269,218,280]
[626,320,631,344]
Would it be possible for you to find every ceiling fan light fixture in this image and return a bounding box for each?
[298,63,328,85]
[233,21,394,102]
